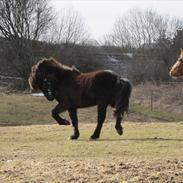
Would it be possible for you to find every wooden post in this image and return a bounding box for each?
[150,91,153,111]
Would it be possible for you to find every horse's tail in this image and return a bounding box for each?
[113,78,132,117]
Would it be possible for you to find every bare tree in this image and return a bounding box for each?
[99,34,115,46]
[0,0,54,80]
[103,9,183,83]
[52,9,89,45]
[111,9,183,49]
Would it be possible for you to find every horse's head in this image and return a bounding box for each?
[169,48,183,78]
[28,58,59,101]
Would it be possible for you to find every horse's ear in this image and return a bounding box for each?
[181,48,183,53]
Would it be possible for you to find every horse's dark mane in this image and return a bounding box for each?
[36,57,80,74]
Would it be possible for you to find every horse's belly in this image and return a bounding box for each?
[79,93,96,107]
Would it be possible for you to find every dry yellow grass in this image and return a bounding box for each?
[0,94,115,126]
[0,122,183,183]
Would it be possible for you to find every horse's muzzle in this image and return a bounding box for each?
[45,94,55,101]
[44,89,55,101]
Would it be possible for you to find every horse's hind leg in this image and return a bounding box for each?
[115,112,124,136]
[68,109,80,140]
[90,103,107,140]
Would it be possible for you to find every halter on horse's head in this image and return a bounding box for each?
[169,48,183,78]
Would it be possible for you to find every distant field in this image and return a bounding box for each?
[0,123,183,182]
[0,94,115,126]
[0,93,182,127]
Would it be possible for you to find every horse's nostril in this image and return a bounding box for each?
[48,89,52,94]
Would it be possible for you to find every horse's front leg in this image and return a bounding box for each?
[68,109,80,140]
[52,103,70,125]
[90,103,107,140]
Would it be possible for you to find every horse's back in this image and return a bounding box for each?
[92,70,117,89]
[80,70,118,101]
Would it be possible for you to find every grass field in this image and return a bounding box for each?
[0,94,183,182]
[0,123,183,183]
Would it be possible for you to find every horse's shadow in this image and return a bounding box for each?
[78,137,183,142]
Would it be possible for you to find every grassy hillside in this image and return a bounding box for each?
[0,94,116,126]
[0,93,182,127]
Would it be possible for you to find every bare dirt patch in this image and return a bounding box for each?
[0,158,183,183]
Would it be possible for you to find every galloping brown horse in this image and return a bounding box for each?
[169,48,183,77]
[28,58,132,140]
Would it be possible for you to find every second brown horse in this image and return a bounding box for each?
[28,58,132,140]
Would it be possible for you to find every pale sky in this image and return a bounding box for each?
[50,0,183,40]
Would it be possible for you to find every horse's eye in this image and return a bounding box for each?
[179,58,183,62]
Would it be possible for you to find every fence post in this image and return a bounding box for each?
[150,91,153,111]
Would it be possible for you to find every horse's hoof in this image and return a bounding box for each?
[70,136,78,140]
[90,135,99,140]
[116,127,123,136]
[70,134,79,140]
[58,120,70,125]
[64,120,71,125]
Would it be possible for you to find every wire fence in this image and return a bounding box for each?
[0,74,25,90]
